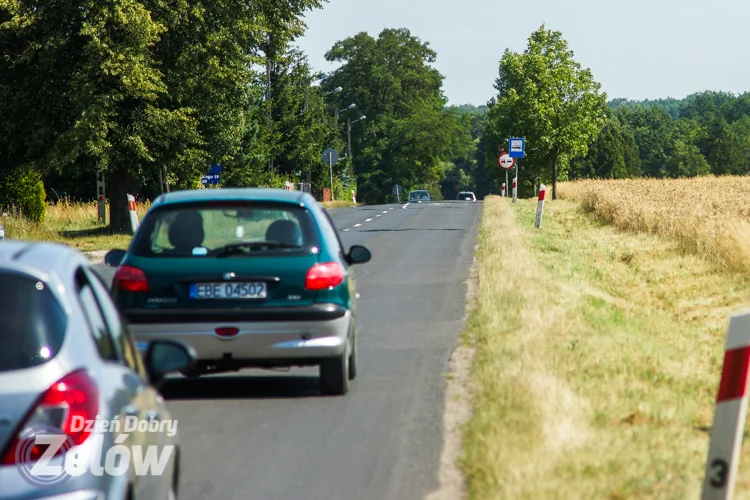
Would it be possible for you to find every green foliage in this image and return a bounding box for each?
[485,25,607,198]
[322,28,458,204]
[0,168,46,222]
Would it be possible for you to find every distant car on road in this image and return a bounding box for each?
[105,188,372,396]
[408,190,430,203]
[0,241,196,500]
[457,191,476,202]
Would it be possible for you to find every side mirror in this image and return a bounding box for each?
[346,245,371,265]
[143,340,197,385]
[104,249,127,267]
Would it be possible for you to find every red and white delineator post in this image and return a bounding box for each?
[512,177,517,203]
[127,194,140,234]
[501,183,506,197]
[534,184,546,229]
[702,311,750,500]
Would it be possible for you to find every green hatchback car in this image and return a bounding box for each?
[104,188,371,395]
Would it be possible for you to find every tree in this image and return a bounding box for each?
[322,28,456,204]
[486,25,607,198]
[569,112,641,179]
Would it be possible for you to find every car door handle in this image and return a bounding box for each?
[123,405,140,417]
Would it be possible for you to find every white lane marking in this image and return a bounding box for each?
[376,214,381,217]
[382,211,388,214]
[402,203,410,209]
[343,228,350,231]
[354,223,362,227]
[366,218,373,222]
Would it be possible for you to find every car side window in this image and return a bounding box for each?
[319,209,345,258]
[85,268,147,378]
[76,271,118,362]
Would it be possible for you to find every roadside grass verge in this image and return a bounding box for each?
[320,200,359,209]
[558,176,750,273]
[1,199,354,253]
[0,201,149,252]
[462,195,750,499]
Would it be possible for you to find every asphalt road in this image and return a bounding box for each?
[94,199,482,500]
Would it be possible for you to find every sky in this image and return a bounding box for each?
[296,0,750,106]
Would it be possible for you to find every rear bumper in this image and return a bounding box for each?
[124,304,352,363]
[123,303,348,324]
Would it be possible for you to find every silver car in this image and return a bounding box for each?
[0,241,196,500]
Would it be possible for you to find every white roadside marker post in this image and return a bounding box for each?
[501,183,506,197]
[512,177,517,203]
[702,311,750,500]
[534,184,546,229]
[127,194,140,234]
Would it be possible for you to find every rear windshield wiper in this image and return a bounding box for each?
[214,241,301,257]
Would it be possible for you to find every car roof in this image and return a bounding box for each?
[409,190,429,193]
[0,241,88,279]
[151,188,314,208]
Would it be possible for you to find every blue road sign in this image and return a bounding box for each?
[508,138,525,158]
[202,164,221,185]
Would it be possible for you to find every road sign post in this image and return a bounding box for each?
[96,173,106,224]
[392,184,403,203]
[322,148,339,201]
[702,311,750,500]
[508,138,525,202]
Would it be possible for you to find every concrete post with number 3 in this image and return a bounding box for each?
[702,311,750,500]
[535,184,546,229]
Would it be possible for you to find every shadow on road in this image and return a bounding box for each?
[159,374,324,400]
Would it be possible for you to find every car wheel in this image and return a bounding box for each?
[320,351,349,396]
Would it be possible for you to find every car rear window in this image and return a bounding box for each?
[0,273,67,373]
[131,202,321,257]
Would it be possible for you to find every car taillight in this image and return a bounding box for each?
[1,370,99,465]
[113,265,149,292]
[305,262,345,290]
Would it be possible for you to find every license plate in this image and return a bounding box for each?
[189,282,267,299]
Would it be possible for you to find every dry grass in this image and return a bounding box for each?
[1,197,349,253]
[0,201,150,252]
[462,195,750,499]
[558,176,750,273]
[320,200,359,209]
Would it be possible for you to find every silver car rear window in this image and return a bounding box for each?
[0,274,66,373]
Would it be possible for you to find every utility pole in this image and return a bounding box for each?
[347,117,352,159]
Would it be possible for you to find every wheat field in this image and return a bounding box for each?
[558,176,750,273]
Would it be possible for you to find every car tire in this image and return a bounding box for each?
[320,352,349,396]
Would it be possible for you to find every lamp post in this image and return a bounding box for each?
[347,115,366,160]
[336,103,356,119]
[324,86,343,97]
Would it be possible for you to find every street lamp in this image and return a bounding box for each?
[325,86,343,97]
[347,115,366,159]
[336,103,356,119]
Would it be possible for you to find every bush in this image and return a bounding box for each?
[0,168,47,222]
